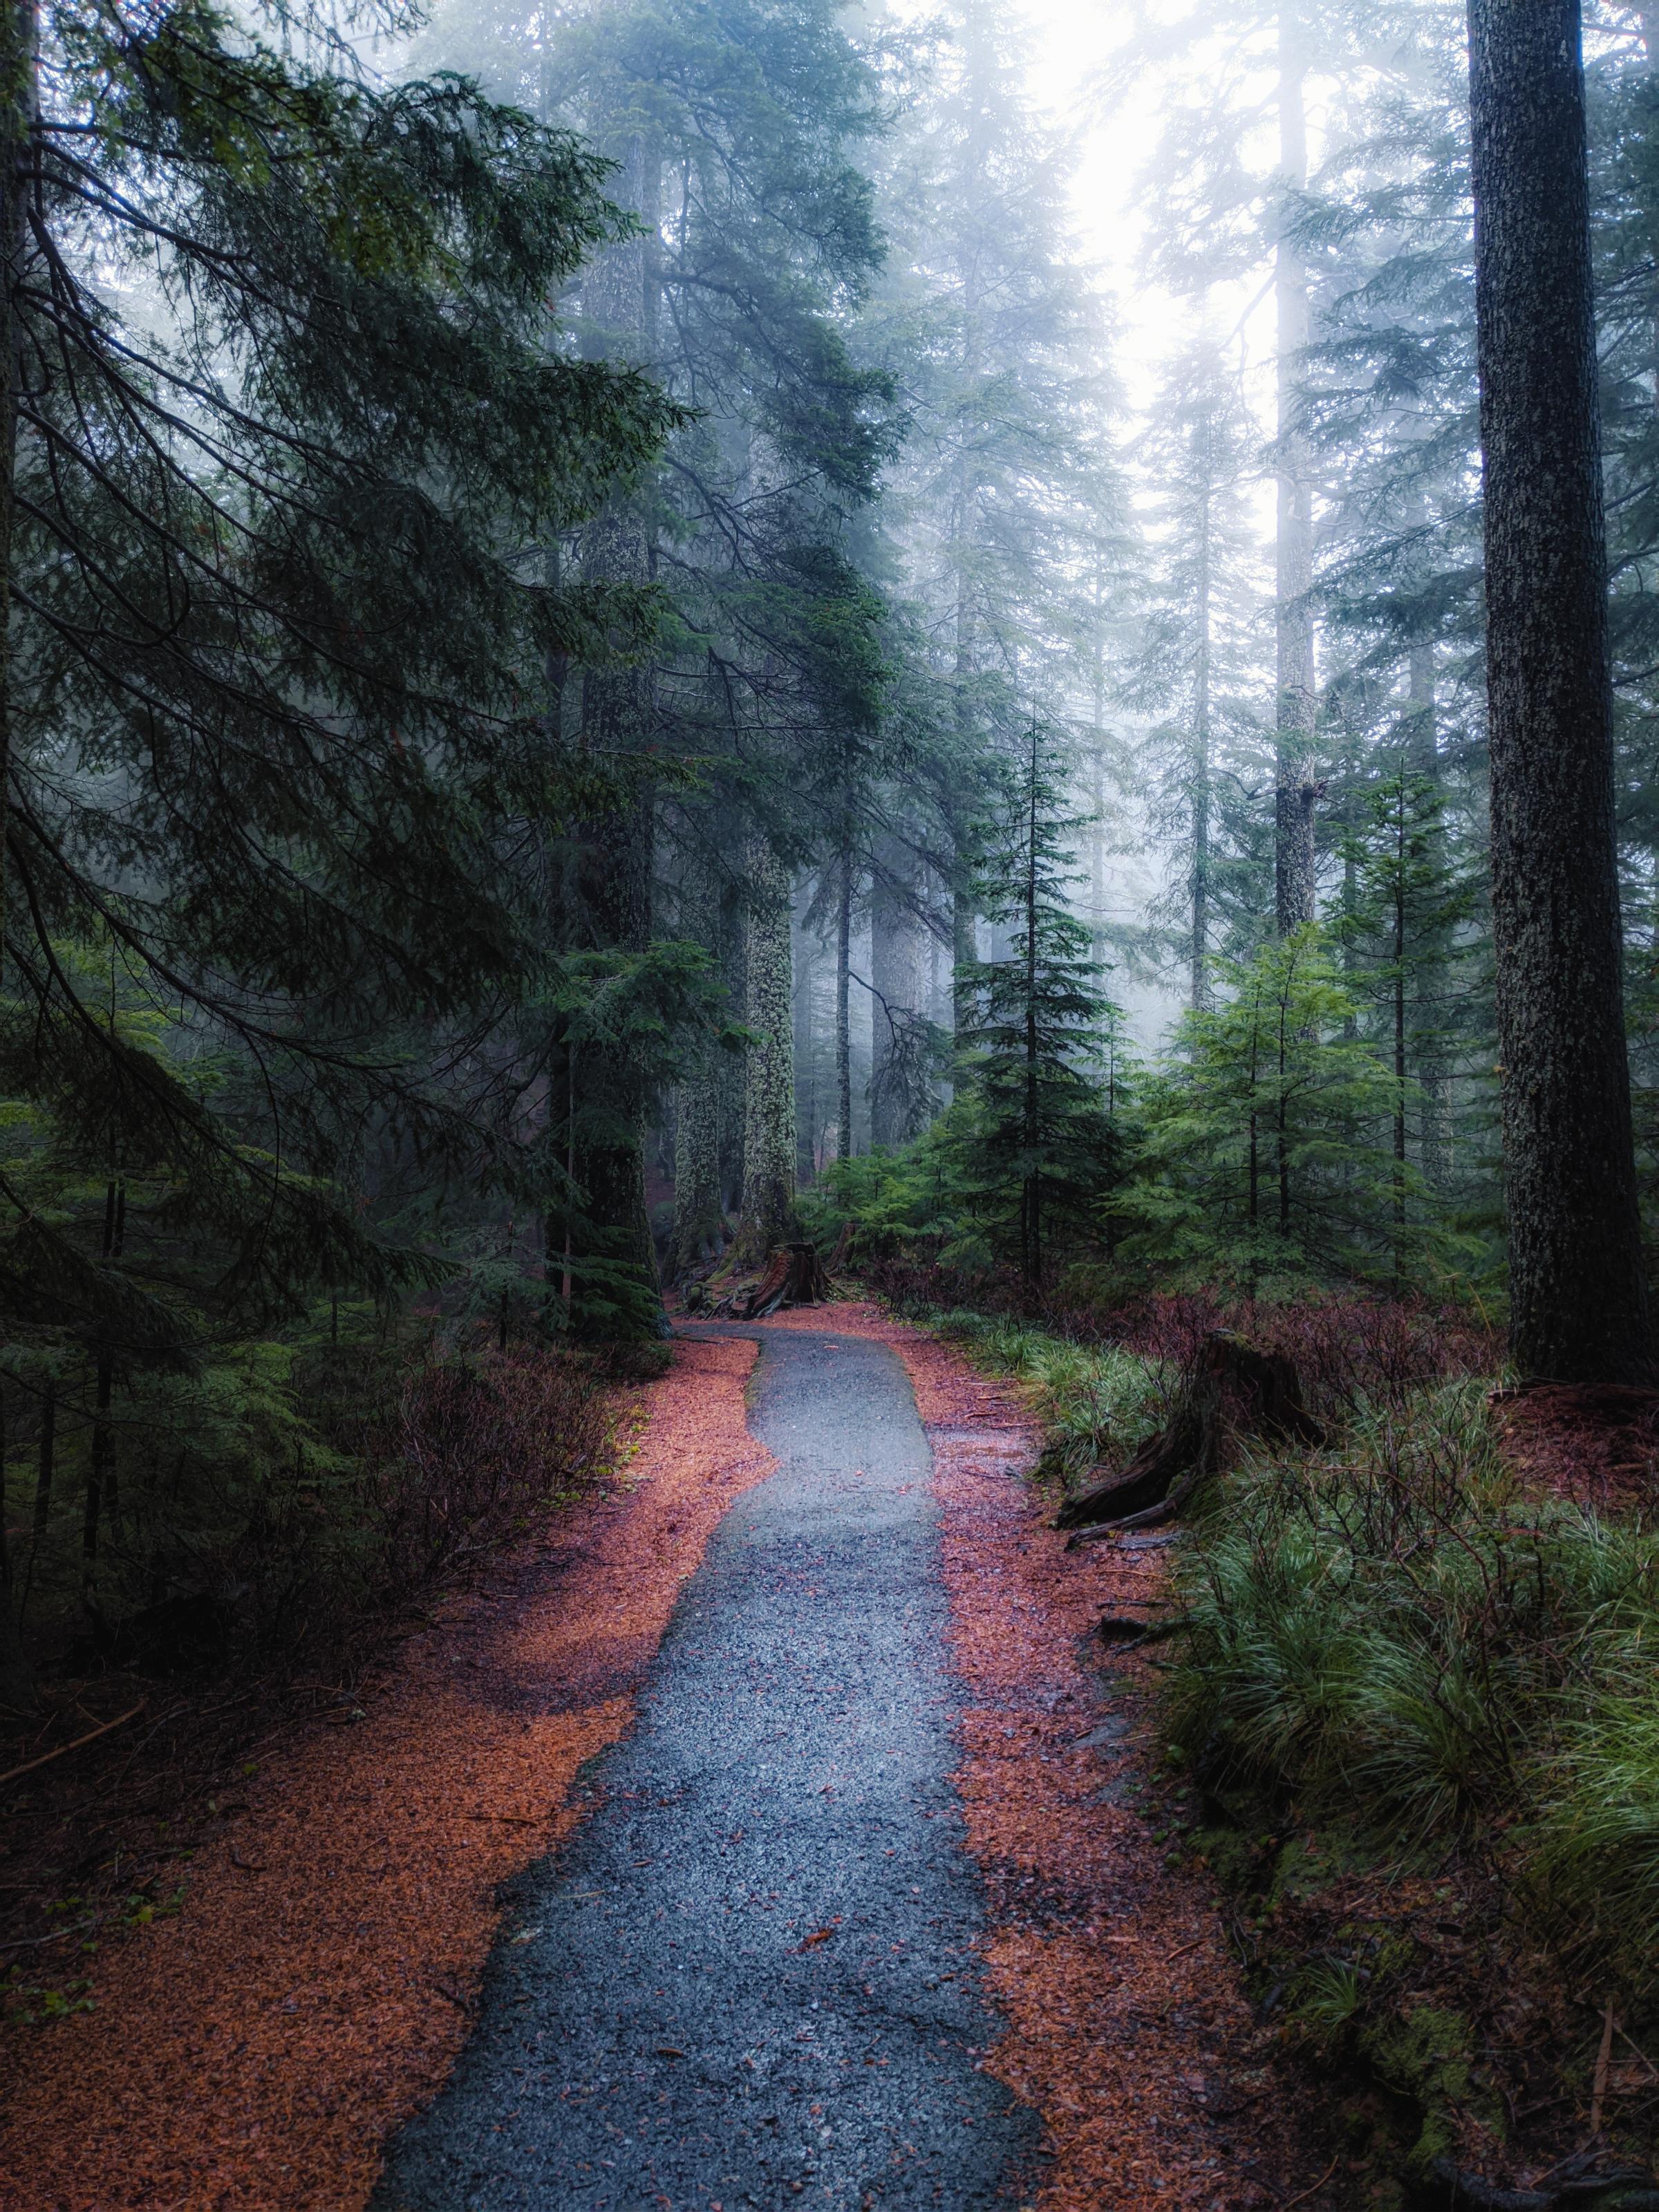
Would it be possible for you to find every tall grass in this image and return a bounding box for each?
[1165,1384,1659,1987]
[942,1291,1659,1995]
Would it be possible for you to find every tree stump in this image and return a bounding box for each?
[742,1241,827,1319]
[1056,1329,1324,1535]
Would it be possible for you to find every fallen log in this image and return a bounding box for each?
[1056,1329,1324,1534]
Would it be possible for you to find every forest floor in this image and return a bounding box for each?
[0,1303,1329,2212]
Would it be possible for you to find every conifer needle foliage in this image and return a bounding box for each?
[4,0,679,1351]
[0,0,689,1653]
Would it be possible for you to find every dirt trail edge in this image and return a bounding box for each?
[375,1322,1040,2212]
[767,1302,1311,2212]
[0,1338,774,2212]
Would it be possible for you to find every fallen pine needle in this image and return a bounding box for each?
[0,1703,147,1789]
[1282,2155,1340,2209]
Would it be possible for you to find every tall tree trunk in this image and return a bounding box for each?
[1468,0,1653,1381]
[949,218,982,1044]
[718,879,747,1212]
[1088,562,1109,968]
[1192,420,1215,1009]
[0,1372,29,1712]
[870,827,928,1146]
[735,837,798,1262]
[1275,5,1319,933]
[1022,744,1042,1287]
[835,838,853,1162]
[1409,634,1452,1188]
[951,877,977,1042]
[1394,789,1408,1258]
[666,855,726,1280]
[0,0,32,988]
[570,137,663,1330]
[794,888,817,1179]
[21,1377,50,1622]
[0,16,35,1710]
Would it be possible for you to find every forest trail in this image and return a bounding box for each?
[0,1309,1305,2212]
[376,1324,1037,2210]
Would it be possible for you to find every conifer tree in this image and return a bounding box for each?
[1127,929,1418,1288]
[953,722,1128,1286]
[1334,769,1473,1244]
[864,0,1118,1027]
[1,0,675,1371]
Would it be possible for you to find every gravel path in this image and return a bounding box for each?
[374,1324,1038,2212]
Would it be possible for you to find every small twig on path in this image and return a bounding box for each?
[1282,2155,1340,2210]
[465,1811,541,1826]
[1591,1998,1616,2133]
[0,1916,97,1953]
[0,1704,147,1789]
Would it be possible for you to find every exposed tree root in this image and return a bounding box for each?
[1057,1329,1324,1535]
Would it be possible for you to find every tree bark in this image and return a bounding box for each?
[793,889,817,1179]
[1468,0,1653,1381]
[0,0,32,990]
[717,878,747,1212]
[0,1372,30,1712]
[734,836,798,1263]
[1275,4,1319,934]
[569,136,664,1329]
[666,857,726,1280]
[1088,562,1109,969]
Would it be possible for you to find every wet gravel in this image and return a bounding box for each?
[374,1324,1038,2212]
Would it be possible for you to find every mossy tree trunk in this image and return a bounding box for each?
[835,837,854,1162]
[0,0,31,1711]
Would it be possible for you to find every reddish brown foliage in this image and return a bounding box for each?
[1492,1379,1659,1511]
[862,1257,1497,1423]
[359,1347,610,1599]
[0,1338,774,2212]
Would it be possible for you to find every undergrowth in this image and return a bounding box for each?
[928,1287,1659,2201]
[1171,1398,1659,1974]
[0,1325,619,2025]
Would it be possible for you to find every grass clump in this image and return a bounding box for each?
[1168,1387,1659,1978]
